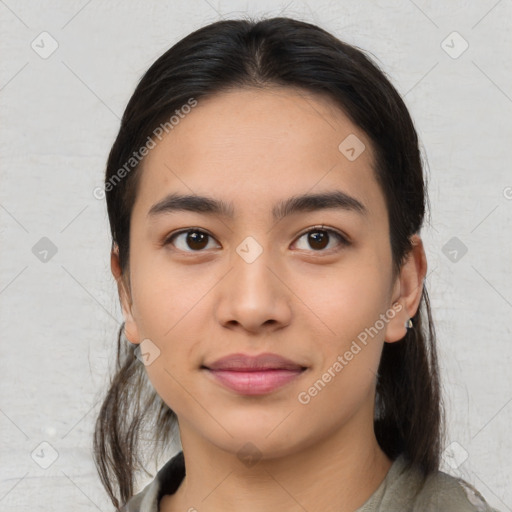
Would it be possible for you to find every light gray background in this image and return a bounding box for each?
[1,0,511,510]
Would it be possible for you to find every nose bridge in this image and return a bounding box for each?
[231,233,278,300]
[214,233,291,331]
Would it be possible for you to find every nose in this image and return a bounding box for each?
[214,243,292,334]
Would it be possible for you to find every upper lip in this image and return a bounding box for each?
[203,352,306,371]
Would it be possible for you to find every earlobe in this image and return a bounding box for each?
[384,234,427,343]
[123,320,140,345]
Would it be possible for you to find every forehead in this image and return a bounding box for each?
[133,86,386,226]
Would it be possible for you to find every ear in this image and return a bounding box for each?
[111,244,141,344]
[384,234,427,343]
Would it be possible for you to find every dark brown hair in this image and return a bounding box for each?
[93,15,444,511]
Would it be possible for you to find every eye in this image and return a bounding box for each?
[164,229,219,252]
[163,225,350,253]
[292,226,350,253]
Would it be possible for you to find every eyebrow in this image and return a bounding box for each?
[147,190,368,222]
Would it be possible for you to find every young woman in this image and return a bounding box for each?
[93,16,500,512]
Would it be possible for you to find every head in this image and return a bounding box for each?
[93,16,443,511]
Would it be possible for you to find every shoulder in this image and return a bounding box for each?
[365,454,501,512]
[412,466,500,512]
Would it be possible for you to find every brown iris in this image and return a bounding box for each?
[307,230,329,250]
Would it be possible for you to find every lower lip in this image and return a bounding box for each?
[204,368,305,395]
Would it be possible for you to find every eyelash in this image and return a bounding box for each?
[162,225,351,254]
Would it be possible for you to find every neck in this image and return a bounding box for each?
[161,413,393,512]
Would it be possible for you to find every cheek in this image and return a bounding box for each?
[293,266,389,408]
[295,269,387,412]
[129,252,205,337]
[294,260,389,347]
[140,326,202,416]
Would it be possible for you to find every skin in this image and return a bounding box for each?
[111,86,427,512]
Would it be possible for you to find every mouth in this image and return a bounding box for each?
[201,352,308,395]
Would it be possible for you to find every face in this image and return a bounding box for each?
[114,86,421,459]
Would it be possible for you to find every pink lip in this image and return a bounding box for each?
[203,352,307,395]
[205,369,305,395]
